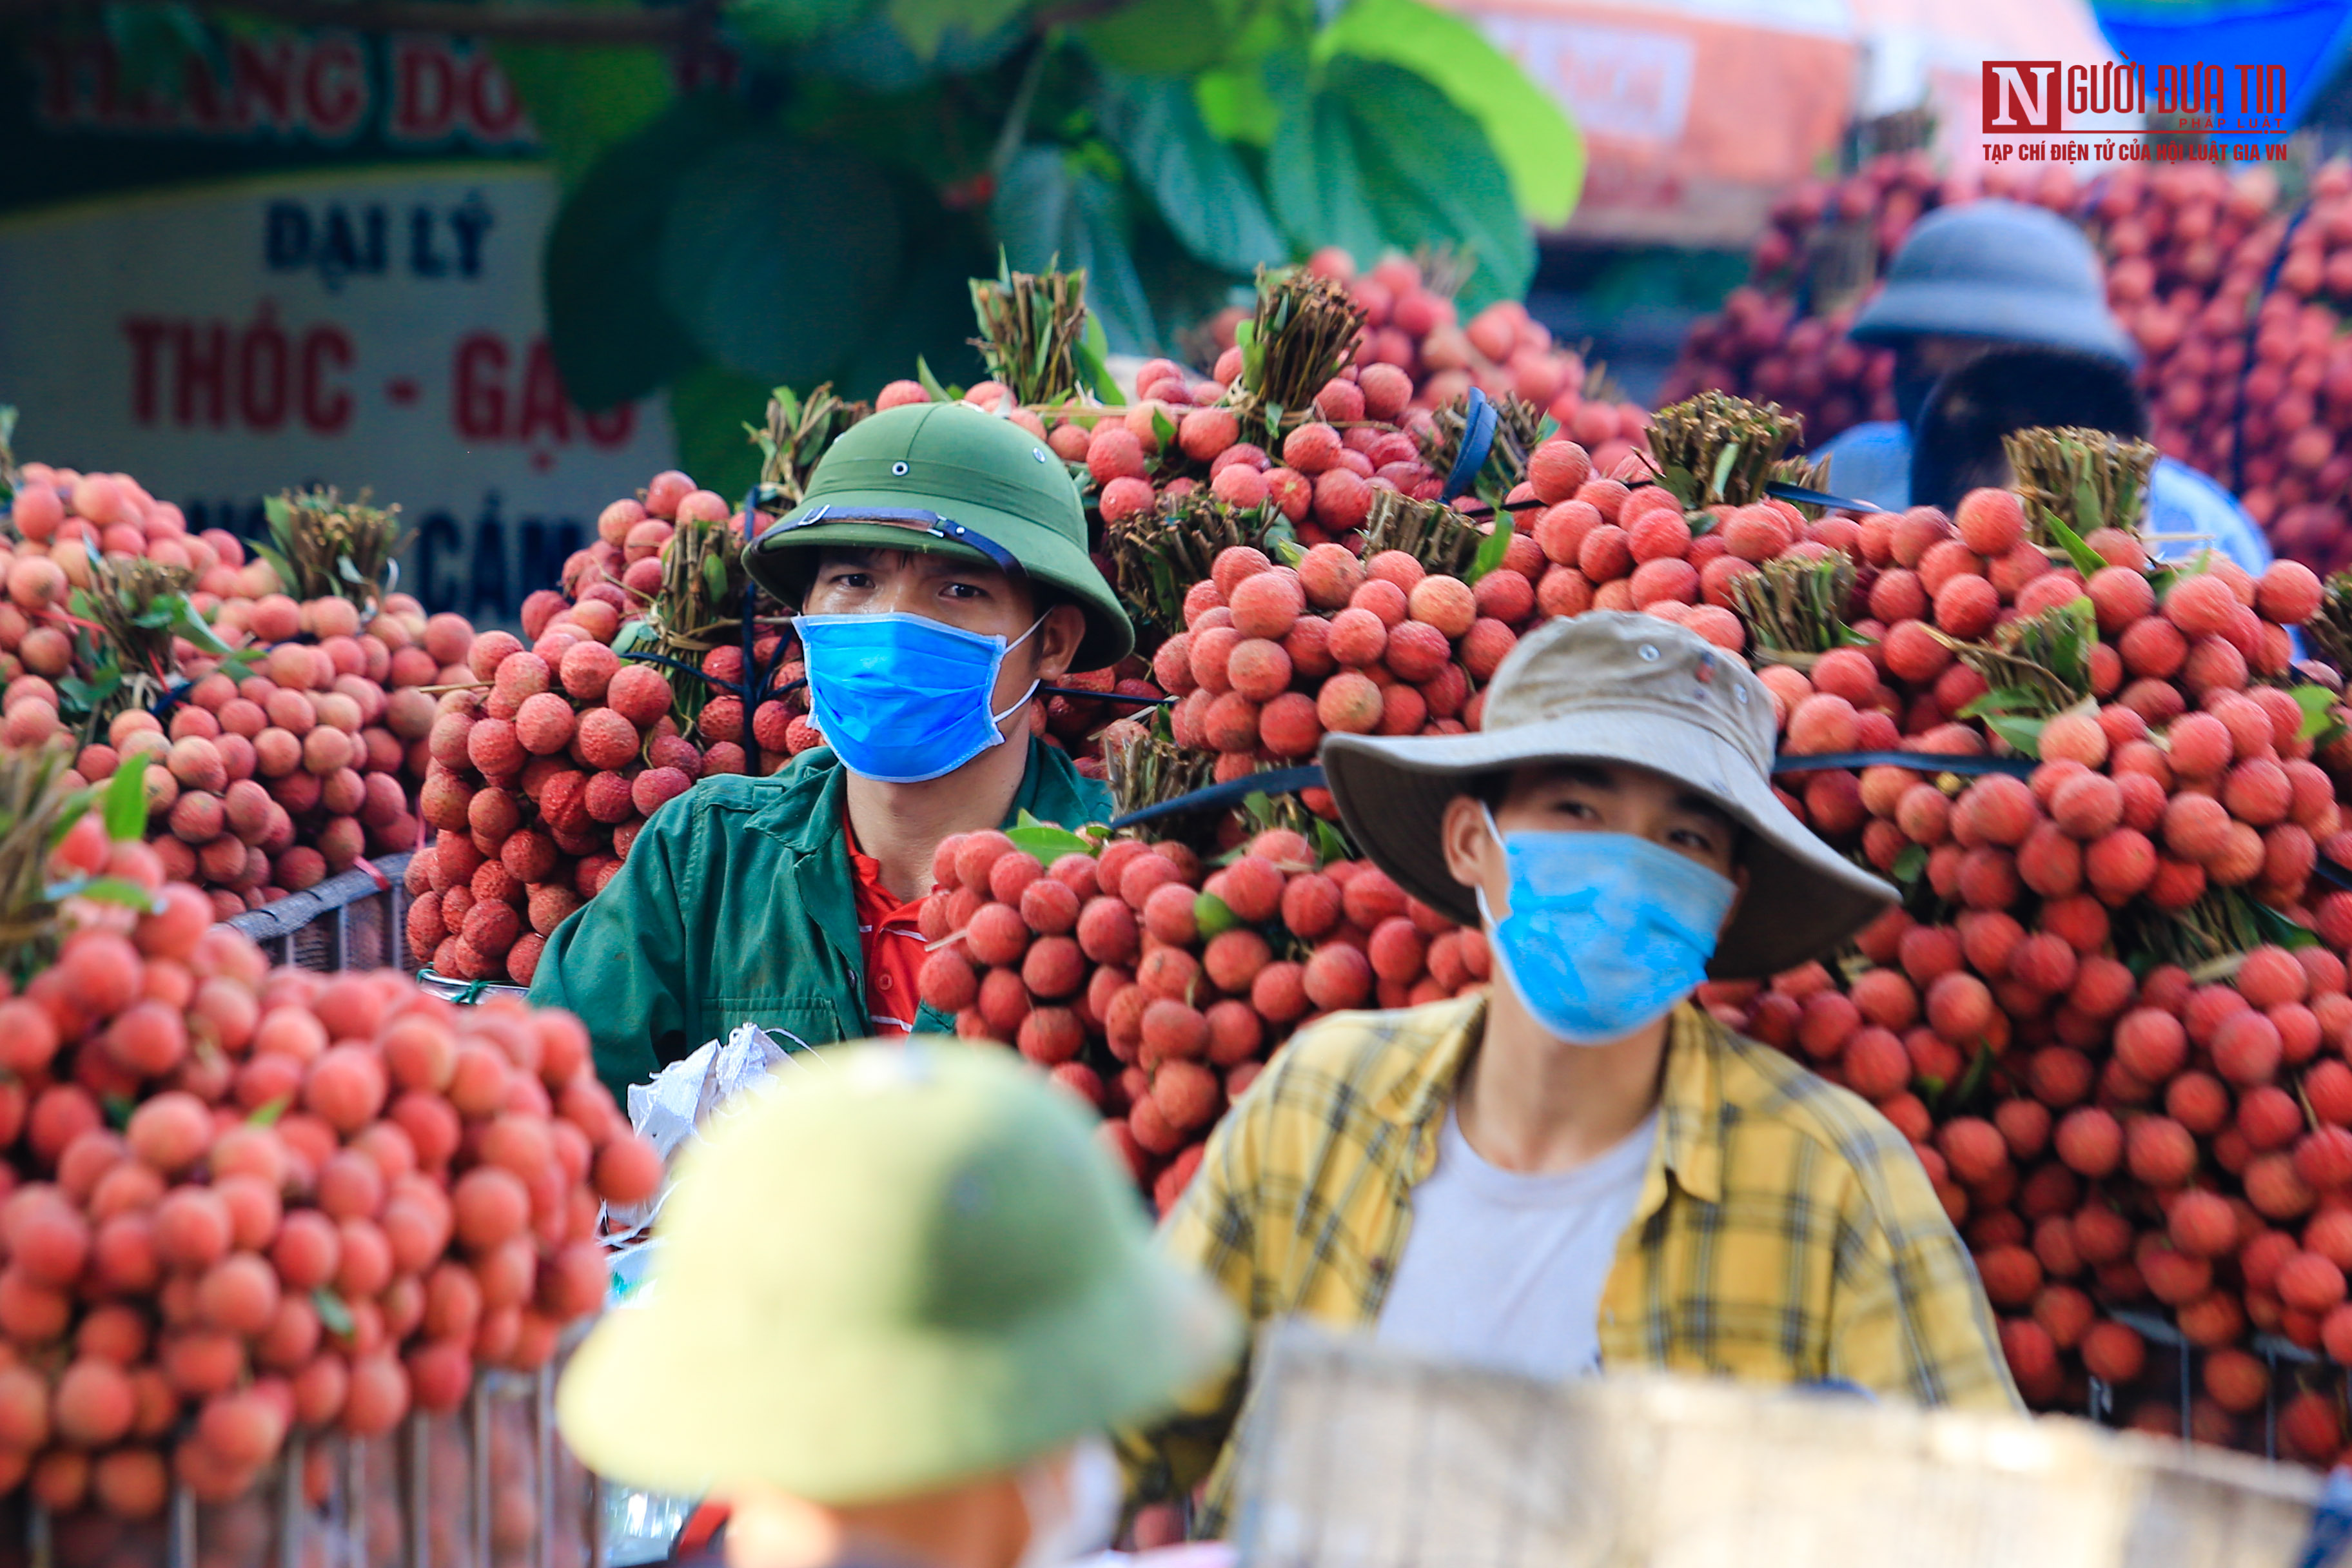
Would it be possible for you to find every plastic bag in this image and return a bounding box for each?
[607,1023,808,1249]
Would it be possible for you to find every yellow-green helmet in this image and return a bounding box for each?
[555,1040,1236,1504]
[743,403,1135,668]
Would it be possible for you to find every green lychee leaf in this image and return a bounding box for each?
[1467,512,1513,584]
[50,876,164,913]
[2293,683,2338,742]
[916,355,952,404]
[102,756,150,843]
[313,1287,357,1340]
[1193,890,1239,938]
[1006,810,1093,864]
[2035,502,2107,582]
[1983,714,2046,759]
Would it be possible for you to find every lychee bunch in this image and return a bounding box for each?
[917,825,1484,1213]
[1687,491,2352,1459]
[1193,252,1647,475]
[403,615,703,989]
[3,464,454,919]
[0,802,658,1520]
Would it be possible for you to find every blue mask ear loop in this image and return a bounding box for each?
[986,614,1051,732]
[1473,803,1507,930]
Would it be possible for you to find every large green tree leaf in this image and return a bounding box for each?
[669,363,772,501]
[797,9,1026,86]
[544,97,738,411]
[1094,71,1286,275]
[839,228,992,396]
[1315,0,1581,226]
[1266,56,1531,307]
[495,42,674,186]
[991,146,1159,354]
[1337,57,1532,305]
[1195,66,1280,144]
[655,136,909,387]
[1264,54,1382,266]
[1075,0,1244,75]
[723,0,876,51]
[885,0,1030,59]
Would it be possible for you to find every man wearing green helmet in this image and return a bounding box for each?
[532,404,1135,1097]
[556,1039,1239,1568]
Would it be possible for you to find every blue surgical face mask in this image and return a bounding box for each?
[1476,807,1738,1046]
[793,612,1043,784]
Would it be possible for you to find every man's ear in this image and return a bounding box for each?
[1439,794,1495,890]
[1034,603,1088,678]
[1718,865,1751,939]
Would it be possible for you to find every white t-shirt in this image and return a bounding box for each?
[1375,1106,1658,1381]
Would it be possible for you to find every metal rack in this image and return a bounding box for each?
[225,855,416,975]
[19,1367,596,1568]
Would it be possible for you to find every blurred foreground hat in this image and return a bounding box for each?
[556,1040,1237,1503]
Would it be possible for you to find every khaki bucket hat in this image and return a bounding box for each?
[1320,612,1896,979]
[556,1040,1237,1504]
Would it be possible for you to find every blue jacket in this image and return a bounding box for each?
[1811,421,2273,576]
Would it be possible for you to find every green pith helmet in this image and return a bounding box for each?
[743,402,1135,669]
[554,1040,1238,1504]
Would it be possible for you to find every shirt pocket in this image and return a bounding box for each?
[699,997,850,1056]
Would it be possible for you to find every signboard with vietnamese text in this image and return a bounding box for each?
[0,24,678,628]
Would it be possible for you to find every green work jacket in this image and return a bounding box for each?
[530,738,1113,1100]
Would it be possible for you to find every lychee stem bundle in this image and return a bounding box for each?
[2309,573,2352,676]
[1729,553,1857,663]
[2004,426,2158,541]
[74,555,206,727]
[1106,493,1284,648]
[968,265,1095,410]
[1419,391,1546,501]
[1102,716,1213,836]
[0,747,78,979]
[753,384,870,509]
[627,509,752,730]
[1949,600,2100,716]
[253,488,409,607]
[1359,490,1486,579]
[1646,390,1808,509]
[1230,268,1367,430]
[2119,886,2304,975]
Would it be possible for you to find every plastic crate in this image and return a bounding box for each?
[225,854,416,975]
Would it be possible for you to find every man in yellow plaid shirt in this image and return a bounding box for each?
[1123,611,2018,1536]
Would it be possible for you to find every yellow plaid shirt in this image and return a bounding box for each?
[1122,993,2020,1535]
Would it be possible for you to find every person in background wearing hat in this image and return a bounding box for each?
[1121,613,2018,1538]
[558,1039,1239,1568]
[1810,199,2271,574]
[533,404,1133,1098]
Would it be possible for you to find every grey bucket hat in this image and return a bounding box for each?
[1851,200,2140,371]
[1320,613,1897,980]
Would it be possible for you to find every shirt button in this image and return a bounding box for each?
[878,974,893,990]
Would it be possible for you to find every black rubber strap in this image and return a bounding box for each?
[1035,685,1174,707]
[1771,750,2037,778]
[1106,765,1328,828]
